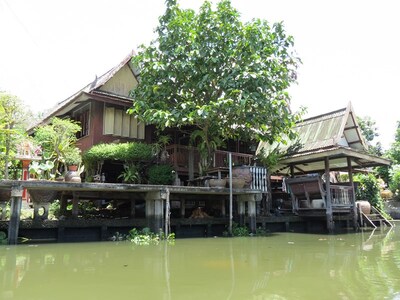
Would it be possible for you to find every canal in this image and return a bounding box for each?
[1,225,400,299]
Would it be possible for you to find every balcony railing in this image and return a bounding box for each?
[166,144,254,175]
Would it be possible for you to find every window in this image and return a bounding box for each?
[75,108,90,138]
[103,106,145,139]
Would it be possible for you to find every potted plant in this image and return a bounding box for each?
[28,160,60,220]
[29,160,56,180]
[64,147,82,171]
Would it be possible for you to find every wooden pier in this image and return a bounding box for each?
[0,180,264,244]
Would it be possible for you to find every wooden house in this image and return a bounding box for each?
[257,103,391,232]
[29,52,258,182]
[28,51,149,152]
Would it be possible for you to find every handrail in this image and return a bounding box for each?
[165,144,254,172]
[371,206,394,227]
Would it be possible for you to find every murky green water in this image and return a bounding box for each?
[1,225,400,300]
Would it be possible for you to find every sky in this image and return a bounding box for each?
[1,0,400,150]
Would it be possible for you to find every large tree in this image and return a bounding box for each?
[357,116,383,156]
[389,121,400,164]
[0,92,31,179]
[129,0,302,171]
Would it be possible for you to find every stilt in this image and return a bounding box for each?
[145,191,165,233]
[180,199,186,218]
[221,198,226,217]
[59,193,68,216]
[237,193,262,234]
[237,200,245,226]
[8,186,23,245]
[325,157,334,233]
[248,200,256,234]
[72,192,79,218]
[130,196,136,218]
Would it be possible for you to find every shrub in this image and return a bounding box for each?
[389,165,400,200]
[83,142,154,164]
[147,164,175,185]
[83,142,155,176]
[354,173,383,209]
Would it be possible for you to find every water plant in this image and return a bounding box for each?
[111,227,175,245]
[223,222,250,237]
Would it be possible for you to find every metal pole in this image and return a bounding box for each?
[229,152,233,236]
[165,188,170,238]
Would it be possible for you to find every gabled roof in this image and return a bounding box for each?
[257,102,391,175]
[282,102,367,154]
[28,50,139,131]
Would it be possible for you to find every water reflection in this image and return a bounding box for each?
[1,226,400,299]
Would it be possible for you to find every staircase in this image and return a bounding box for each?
[359,205,394,229]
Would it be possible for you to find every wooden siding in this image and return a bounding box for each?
[99,64,138,97]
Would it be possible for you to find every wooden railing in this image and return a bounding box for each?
[286,176,355,210]
[212,150,253,168]
[330,185,353,207]
[166,144,254,174]
[250,166,268,193]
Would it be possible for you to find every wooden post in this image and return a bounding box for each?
[188,146,194,181]
[130,196,136,218]
[59,193,68,216]
[72,192,79,218]
[347,157,358,230]
[221,198,226,217]
[325,157,334,233]
[8,185,23,245]
[180,199,186,218]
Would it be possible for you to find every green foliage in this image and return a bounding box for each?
[147,164,175,185]
[354,173,383,209]
[83,142,154,177]
[49,200,60,219]
[33,117,81,175]
[388,121,400,165]
[29,160,56,180]
[357,116,379,143]
[223,222,250,237]
[389,165,400,200]
[256,147,283,169]
[0,92,32,179]
[118,163,141,183]
[375,165,390,186]
[122,227,175,245]
[63,147,82,166]
[83,142,154,165]
[129,0,302,171]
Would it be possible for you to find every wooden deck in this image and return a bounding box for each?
[0,180,262,244]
